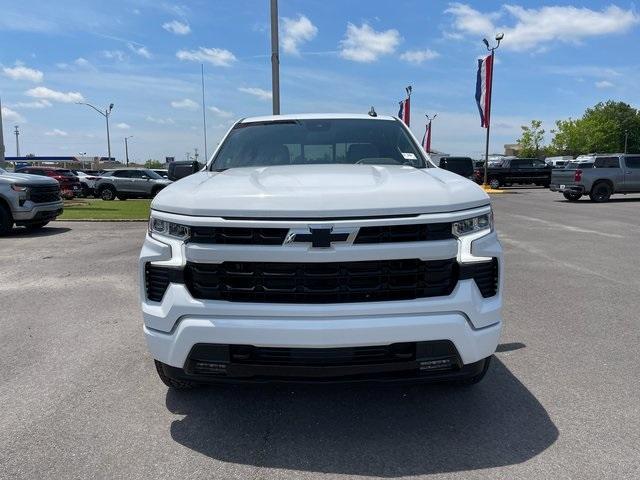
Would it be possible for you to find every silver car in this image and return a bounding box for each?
[94,168,172,201]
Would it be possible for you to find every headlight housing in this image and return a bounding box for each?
[452,212,493,237]
[11,184,28,192]
[148,217,190,240]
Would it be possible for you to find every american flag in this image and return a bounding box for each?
[475,54,493,128]
[398,86,411,126]
[422,121,431,153]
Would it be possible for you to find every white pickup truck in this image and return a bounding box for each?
[139,114,503,388]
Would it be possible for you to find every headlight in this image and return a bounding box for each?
[148,218,190,240]
[11,184,28,192]
[452,212,493,237]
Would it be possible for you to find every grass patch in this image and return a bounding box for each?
[57,199,151,220]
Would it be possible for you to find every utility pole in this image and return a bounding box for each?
[270,0,280,115]
[481,33,504,188]
[76,102,114,163]
[201,64,208,160]
[14,125,20,157]
[124,136,133,166]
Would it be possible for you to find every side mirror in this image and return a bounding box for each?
[168,161,202,181]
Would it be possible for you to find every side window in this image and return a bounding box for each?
[129,170,145,178]
[625,156,640,169]
[594,157,620,168]
[511,160,524,168]
[113,170,130,178]
[532,160,546,168]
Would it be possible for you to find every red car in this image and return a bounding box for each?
[16,167,82,198]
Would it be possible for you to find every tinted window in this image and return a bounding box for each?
[594,157,620,168]
[439,157,474,177]
[625,156,640,169]
[511,159,527,168]
[531,160,546,168]
[112,170,131,178]
[212,119,427,170]
[128,170,145,178]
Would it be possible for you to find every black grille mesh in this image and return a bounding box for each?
[459,259,499,298]
[29,185,60,204]
[184,259,457,304]
[355,223,453,243]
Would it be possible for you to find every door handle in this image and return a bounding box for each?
[626,171,632,174]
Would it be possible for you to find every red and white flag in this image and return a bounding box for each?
[475,54,493,128]
[398,86,412,126]
[422,121,431,153]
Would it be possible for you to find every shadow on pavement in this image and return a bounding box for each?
[7,226,71,238]
[166,357,558,476]
[496,342,526,353]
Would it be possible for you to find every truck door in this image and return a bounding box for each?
[593,157,624,191]
[622,155,640,192]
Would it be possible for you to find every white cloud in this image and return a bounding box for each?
[176,47,237,66]
[446,3,640,51]
[74,57,91,67]
[145,115,175,125]
[163,20,191,35]
[595,80,614,89]
[171,98,199,110]
[2,64,43,82]
[116,122,131,129]
[25,86,84,103]
[1,106,25,123]
[281,15,318,54]
[209,106,233,118]
[103,50,126,61]
[13,100,52,109]
[238,87,272,101]
[128,43,152,58]
[45,128,68,137]
[339,23,401,62]
[400,49,440,65]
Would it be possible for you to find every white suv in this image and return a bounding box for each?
[140,114,503,388]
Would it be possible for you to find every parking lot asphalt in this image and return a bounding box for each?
[1,189,639,480]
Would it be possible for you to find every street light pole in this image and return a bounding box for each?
[270,0,280,115]
[624,130,629,154]
[124,136,133,166]
[481,33,504,187]
[76,102,114,163]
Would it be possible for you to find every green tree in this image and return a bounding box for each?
[517,120,545,158]
[144,159,164,169]
[550,101,640,155]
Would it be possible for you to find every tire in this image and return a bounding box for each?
[151,187,162,197]
[589,182,612,203]
[25,221,49,230]
[100,186,116,201]
[154,360,199,390]
[0,204,13,236]
[452,355,492,386]
[563,191,582,202]
[488,177,500,189]
[81,185,91,197]
[116,194,128,201]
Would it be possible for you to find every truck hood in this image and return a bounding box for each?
[0,172,59,186]
[152,164,490,218]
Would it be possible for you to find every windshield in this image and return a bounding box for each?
[211,119,428,170]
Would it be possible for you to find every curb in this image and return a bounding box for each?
[55,219,148,222]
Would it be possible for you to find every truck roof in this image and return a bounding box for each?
[239,113,397,123]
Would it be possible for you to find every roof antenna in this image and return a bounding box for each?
[368,106,377,117]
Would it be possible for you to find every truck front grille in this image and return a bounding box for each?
[459,259,499,298]
[183,258,457,303]
[187,223,453,245]
[29,185,61,204]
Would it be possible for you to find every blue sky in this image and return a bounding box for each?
[0,0,638,161]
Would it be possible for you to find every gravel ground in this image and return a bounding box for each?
[1,188,639,480]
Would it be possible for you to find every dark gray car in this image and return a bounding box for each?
[94,168,172,201]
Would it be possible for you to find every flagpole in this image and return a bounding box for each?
[425,113,437,153]
[481,33,503,187]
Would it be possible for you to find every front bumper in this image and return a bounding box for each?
[12,201,64,223]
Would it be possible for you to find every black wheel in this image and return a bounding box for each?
[81,185,91,197]
[25,221,49,230]
[488,177,500,189]
[452,356,492,386]
[116,194,128,201]
[100,186,116,201]
[0,204,13,236]
[154,360,199,390]
[151,187,163,197]
[563,191,582,202]
[589,182,612,203]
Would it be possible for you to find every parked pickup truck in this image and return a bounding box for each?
[550,154,640,202]
[0,167,63,235]
[474,158,552,189]
[140,113,503,389]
